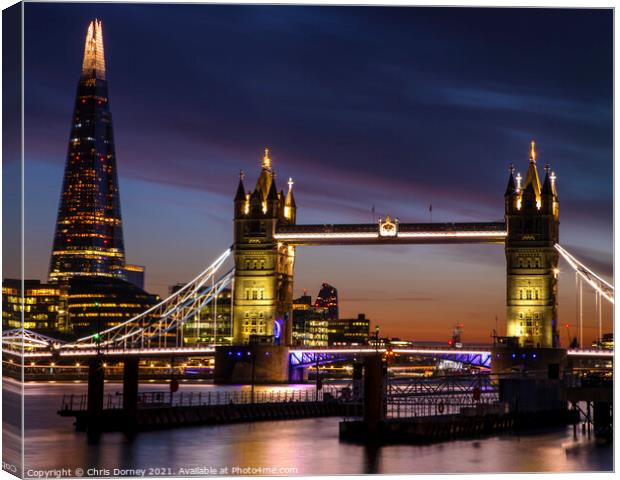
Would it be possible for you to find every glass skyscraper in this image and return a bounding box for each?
[49,20,126,282]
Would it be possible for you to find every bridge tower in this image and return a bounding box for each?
[504,141,560,348]
[232,149,297,345]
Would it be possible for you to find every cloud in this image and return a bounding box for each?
[437,87,611,126]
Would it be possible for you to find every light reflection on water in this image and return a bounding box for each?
[3,379,613,475]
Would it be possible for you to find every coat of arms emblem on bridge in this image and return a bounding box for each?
[379,215,398,237]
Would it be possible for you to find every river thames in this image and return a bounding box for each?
[2,378,613,476]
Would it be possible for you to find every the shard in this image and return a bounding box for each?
[49,20,126,282]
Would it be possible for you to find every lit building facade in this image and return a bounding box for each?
[49,20,126,283]
[232,149,297,345]
[314,282,339,321]
[66,277,158,337]
[169,285,233,345]
[328,313,370,346]
[292,293,329,347]
[592,333,613,350]
[124,264,145,290]
[2,279,68,332]
[504,141,560,348]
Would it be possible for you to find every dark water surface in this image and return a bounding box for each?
[3,379,613,476]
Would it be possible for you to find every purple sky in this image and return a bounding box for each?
[5,4,613,343]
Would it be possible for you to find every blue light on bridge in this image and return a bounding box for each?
[274,320,282,340]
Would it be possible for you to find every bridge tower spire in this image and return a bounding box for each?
[505,140,560,348]
[232,148,296,346]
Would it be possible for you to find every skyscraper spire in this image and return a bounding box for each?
[81,19,106,80]
[49,20,125,282]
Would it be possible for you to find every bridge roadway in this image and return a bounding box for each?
[273,222,507,245]
[3,344,613,363]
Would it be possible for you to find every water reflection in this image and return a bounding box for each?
[3,379,612,475]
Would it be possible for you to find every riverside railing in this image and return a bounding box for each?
[383,374,500,419]
[60,385,351,412]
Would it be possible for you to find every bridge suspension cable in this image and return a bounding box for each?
[65,248,234,350]
[555,244,613,304]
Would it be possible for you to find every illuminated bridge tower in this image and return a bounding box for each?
[232,149,297,345]
[49,20,126,283]
[504,141,560,348]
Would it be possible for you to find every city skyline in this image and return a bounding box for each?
[5,4,613,343]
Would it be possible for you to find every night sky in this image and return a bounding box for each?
[8,4,613,343]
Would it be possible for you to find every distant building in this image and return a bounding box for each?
[328,313,370,346]
[2,279,68,333]
[314,283,338,321]
[368,336,390,349]
[592,333,613,350]
[292,293,328,347]
[293,283,368,347]
[170,284,233,345]
[124,264,145,289]
[66,277,158,337]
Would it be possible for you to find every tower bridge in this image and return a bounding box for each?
[230,142,563,351]
[2,143,614,384]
